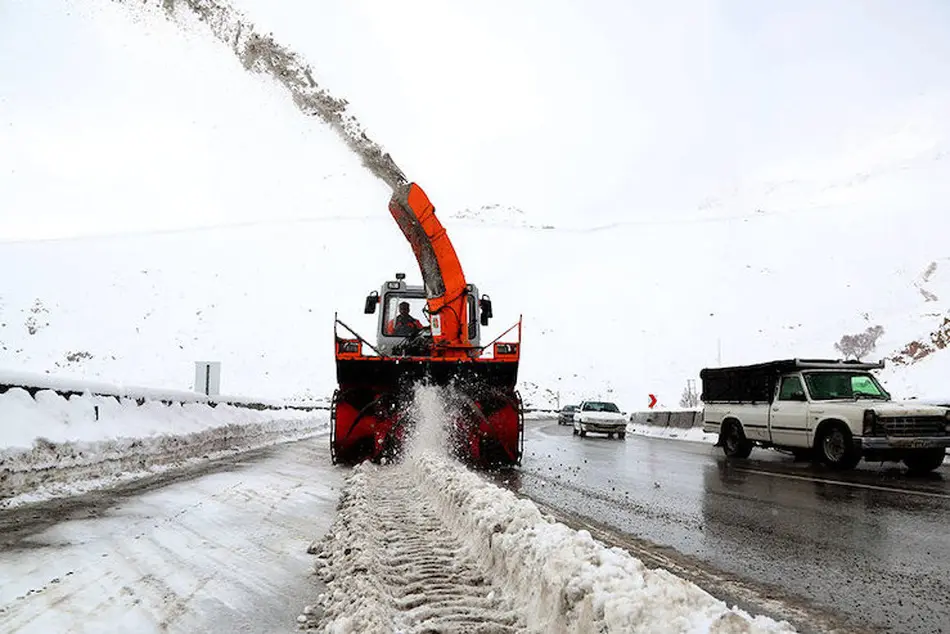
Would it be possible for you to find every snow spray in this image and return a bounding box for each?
[121,0,408,192]
[403,383,454,461]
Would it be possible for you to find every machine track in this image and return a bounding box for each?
[302,462,528,633]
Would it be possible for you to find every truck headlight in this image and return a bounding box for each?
[863,409,877,435]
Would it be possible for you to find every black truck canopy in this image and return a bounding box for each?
[699,358,885,403]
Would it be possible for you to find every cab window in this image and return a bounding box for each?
[802,371,887,400]
[778,376,806,401]
[467,295,477,340]
[382,294,429,336]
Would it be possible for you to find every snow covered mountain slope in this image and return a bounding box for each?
[4,208,949,406]
[2,0,950,407]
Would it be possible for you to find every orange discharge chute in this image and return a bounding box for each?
[388,183,471,355]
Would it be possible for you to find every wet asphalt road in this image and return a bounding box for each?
[510,419,950,634]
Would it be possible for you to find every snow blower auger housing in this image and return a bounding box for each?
[330,182,524,469]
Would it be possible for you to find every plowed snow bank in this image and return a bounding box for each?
[420,452,794,633]
[304,452,796,633]
[0,387,328,508]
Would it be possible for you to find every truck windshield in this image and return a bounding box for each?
[583,402,620,412]
[802,372,888,401]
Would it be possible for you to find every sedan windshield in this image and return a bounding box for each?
[583,402,620,412]
[802,372,889,401]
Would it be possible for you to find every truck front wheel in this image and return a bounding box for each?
[816,423,861,470]
[722,420,753,459]
[903,449,945,474]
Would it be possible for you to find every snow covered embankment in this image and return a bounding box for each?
[303,455,795,633]
[0,387,328,509]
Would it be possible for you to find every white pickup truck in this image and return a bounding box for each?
[701,358,950,473]
[572,400,627,439]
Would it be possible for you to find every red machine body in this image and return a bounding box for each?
[330,183,524,468]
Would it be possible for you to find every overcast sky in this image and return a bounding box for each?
[2,0,949,240]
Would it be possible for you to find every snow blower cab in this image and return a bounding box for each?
[364,274,492,358]
[330,183,524,469]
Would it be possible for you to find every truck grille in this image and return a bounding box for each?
[879,416,947,437]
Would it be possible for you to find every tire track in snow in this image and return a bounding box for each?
[300,461,527,633]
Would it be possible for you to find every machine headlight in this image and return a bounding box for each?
[339,340,360,353]
[863,409,877,435]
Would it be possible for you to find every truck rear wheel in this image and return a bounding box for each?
[903,449,945,474]
[722,420,753,459]
[816,422,860,470]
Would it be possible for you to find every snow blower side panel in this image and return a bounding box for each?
[330,385,404,466]
[447,383,524,468]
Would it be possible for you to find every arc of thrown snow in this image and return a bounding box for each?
[130,0,409,193]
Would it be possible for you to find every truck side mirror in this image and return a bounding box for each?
[364,291,379,314]
[479,295,493,326]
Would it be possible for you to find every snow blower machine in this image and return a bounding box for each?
[330,182,524,469]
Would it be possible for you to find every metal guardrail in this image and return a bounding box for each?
[628,410,703,429]
[0,382,329,412]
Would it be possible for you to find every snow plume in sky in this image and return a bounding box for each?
[121,0,408,191]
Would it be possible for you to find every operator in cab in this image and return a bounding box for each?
[386,301,423,337]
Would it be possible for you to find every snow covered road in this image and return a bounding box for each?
[0,438,341,633]
[301,452,796,633]
[304,460,526,633]
[300,387,796,634]
[1,388,800,634]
